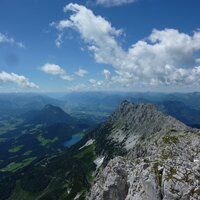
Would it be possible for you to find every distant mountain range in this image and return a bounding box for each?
[0,93,61,120]
[1,92,200,126]
[61,92,200,127]
[0,92,200,127]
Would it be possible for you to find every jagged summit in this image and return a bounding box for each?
[117,100,157,116]
[105,101,187,150]
[88,101,200,200]
[119,99,133,107]
[119,99,150,107]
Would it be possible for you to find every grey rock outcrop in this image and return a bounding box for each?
[87,101,200,200]
[105,101,188,150]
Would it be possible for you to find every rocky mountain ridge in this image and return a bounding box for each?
[87,101,200,200]
[100,100,188,150]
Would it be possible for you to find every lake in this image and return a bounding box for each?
[63,134,82,147]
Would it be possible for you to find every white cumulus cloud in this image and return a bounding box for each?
[52,3,124,52]
[102,69,111,80]
[41,63,73,81]
[89,79,103,86]
[0,32,25,48]
[75,68,88,77]
[52,3,200,90]
[0,71,39,89]
[41,63,65,75]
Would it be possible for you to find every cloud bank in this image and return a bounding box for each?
[41,63,73,81]
[53,3,200,90]
[0,32,25,48]
[0,71,39,88]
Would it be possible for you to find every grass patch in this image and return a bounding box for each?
[152,162,163,186]
[29,124,44,133]
[166,167,177,181]
[0,123,16,135]
[0,119,23,135]
[74,144,95,159]
[23,150,32,156]
[161,149,172,160]
[37,134,58,146]
[87,171,95,183]
[9,145,24,153]
[162,135,178,144]
[144,158,150,163]
[0,157,37,172]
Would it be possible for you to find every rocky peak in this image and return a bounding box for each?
[119,100,154,109]
[119,99,133,107]
[88,102,200,200]
[106,101,187,150]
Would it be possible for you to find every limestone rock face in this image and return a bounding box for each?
[88,158,130,200]
[105,101,188,150]
[88,131,200,199]
[87,101,200,200]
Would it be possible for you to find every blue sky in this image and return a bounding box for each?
[0,0,200,92]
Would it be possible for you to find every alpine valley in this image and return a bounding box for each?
[0,92,199,200]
